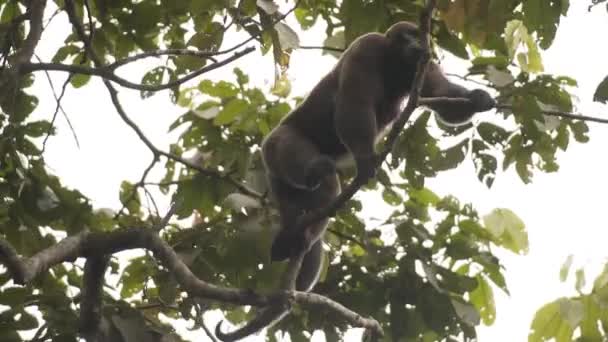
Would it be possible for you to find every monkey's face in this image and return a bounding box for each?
[386,22,424,62]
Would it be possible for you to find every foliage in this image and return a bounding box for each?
[530,259,608,342]
[0,0,602,341]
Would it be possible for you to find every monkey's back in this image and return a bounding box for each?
[279,32,409,158]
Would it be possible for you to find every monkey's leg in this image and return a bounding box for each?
[270,173,339,265]
[262,125,335,190]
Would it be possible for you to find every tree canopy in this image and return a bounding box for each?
[1,0,607,341]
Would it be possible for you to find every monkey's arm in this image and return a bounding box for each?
[422,62,495,124]
[334,55,383,181]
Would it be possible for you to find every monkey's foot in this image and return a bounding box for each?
[305,156,336,190]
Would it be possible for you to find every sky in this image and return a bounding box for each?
[28,1,608,341]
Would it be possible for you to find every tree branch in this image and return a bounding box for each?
[419,97,608,124]
[8,0,46,68]
[79,256,109,342]
[496,103,608,124]
[298,45,345,53]
[21,48,255,92]
[0,228,381,333]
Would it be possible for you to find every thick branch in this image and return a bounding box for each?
[0,228,379,331]
[80,256,109,342]
[8,0,46,67]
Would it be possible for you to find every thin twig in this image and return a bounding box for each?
[419,97,608,124]
[496,103,608,124]
[36,54,80,150]
[298,45,345,53]
[22,48,255,92]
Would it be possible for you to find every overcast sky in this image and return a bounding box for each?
[30,1,608,341]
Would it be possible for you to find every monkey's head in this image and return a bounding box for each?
[385,21,425,62]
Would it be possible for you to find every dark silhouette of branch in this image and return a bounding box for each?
[79,256,109,342]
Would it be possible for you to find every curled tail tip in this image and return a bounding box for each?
[215,321,236,342]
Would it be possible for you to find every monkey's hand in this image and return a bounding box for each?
[467,89,496,113]
[305,156,336,190]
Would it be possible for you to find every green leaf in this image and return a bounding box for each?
[0,287,29,306]
[504,20,543,73]
[382,188,402,206]
[570,121,590,143]
[451,299,480,326]
[70,73,91,88]
[483,208,528,254]
[294,7,317,29]
[129,1,161,34]
[408,187,440,206]
[2,91,38,123]
[522,0,565,49]
[214,98,249,125]
[140,66,170,99]
[14,310,38,330]
[469,275,496,325]
[529,299,573,342]
[51,45,80,63]
[575,269,586,293]
[120,257,149,298]
[579,295,601,340]
[436,21,469,59]
[477,122,509,146]
[559,255,573,282]
[23,120,52,137]
[322,30,345,58]
[119,181,141,215]
[198,80,239,98]
[593,76,608,103]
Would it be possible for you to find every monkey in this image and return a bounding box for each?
[215,21,495,341]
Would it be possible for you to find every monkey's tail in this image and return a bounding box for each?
[214,241,324,341]
[215,305,288,342]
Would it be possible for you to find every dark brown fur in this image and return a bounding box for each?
[215,21,495,341]
[263,21,494,268]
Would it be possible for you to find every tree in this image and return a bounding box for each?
[0,0,604,341]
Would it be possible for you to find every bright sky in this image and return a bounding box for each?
[30,2,608,341]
